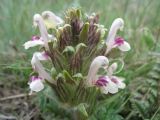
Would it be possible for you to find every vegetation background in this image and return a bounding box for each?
[0,0,160,119]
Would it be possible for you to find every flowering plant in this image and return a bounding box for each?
[24,8,130,119]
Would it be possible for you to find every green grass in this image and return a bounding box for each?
[0,0,160,119]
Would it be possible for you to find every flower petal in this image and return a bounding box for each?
[118,41,131,51]
[29,77,44,92]
[111,76,126,89]
[107,62,118,75]
[33,52,49,61]
[42,11,64,28]
[117,81,126,89]
[116,77,126,89]
[100,86,109,94]
[106,18,124,44]
[86,56,109,86]
[33,14,49,48]
[31,53,52,81]
[105,18,124,54]
[106,79,118,94]
[23,39,44,49]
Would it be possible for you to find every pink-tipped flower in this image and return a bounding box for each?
[31,52,52,81]
[23,34,54,50]
[33,14,50,49]
[105,18,131,54]
[106,62,126,90]
[32,51,50,62]
[23,36,44,49]
[107,62,118,76]
[95,76,109,87]
[114,37,131,51]
[29,76,44,92]
[86,56,109,86]
[24,13,56,50]
[31,36,40,40]
[95,76,118,94]
[110,76,126,89]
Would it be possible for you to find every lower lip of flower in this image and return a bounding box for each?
[114,37,124,46]
[95,77,108,87]
[32,36,40,41]
[42,52,49,58]
[111,77,118,84]
[31,76,41,81]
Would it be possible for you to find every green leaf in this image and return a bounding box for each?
[63,24,72,33]
[131,61,155,78]
[77,103,88,117]
[62,46,75,54]
[63,70,75,84]
[51,67,57,79]
[133,101,146,118]
[79,22,89,43]
[142,28,154,49]
[95,24,107,39]
[56,73,64,80]
[76,9,81,19]
[75,43,87,53]
[73,73,83,80]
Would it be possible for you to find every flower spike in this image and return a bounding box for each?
[23,9,130,112]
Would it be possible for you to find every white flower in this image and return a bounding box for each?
[105,18,130,54]
[42,11,64,29]
[32,51,49,61]
[106,18,124,45]
[29,76,44,92]
[33,14,50,49]
[107,62,126,89]
[86,56,109,86]
[94,62,126,94]
[23,36,44,49]
[95,76,118,94]
[107,62,118,76]
[23,34,54,50]
[110,76,126,89]
[113,37,131,51]
[31,52,52,81]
